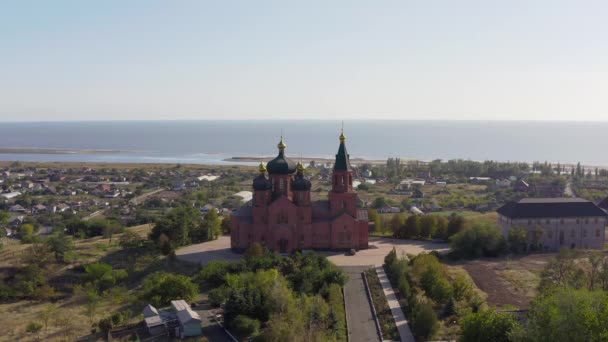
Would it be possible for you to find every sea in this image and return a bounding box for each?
[0,120,606,167]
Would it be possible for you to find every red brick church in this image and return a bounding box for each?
[231,131,369,253]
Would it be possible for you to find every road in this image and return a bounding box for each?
[342,266,381,342]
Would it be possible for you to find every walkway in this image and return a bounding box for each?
[375,266,415,342]
[342,266,381,342]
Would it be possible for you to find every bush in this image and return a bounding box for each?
[460,309,520,342]
[410,301,439,340]
[231,315,260,337]
[450,222,506,259]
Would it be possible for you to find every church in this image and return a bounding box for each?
[230,131,370,253]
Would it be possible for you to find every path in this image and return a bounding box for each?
[564,181,575,197]
[129,187,164,205]
[375,266,415,342]
[342,266,381,342]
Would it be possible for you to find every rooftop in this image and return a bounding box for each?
[497,197,607,219]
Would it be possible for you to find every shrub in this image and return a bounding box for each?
[450,222,506,259]
[460,309,520,342]
[410,301,439,340]
[231,315,260,337]
[140,272,198,307]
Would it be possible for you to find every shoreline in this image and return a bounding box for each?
[0,147,126,155]
[225,156,388,165]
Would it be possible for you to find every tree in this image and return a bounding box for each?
[0,211,9,227]
[140,272,198,307]
[202,209,222,240]
[460,309,520,342]
[419,215,437,239]
[102,220,123,243]
[45,232,74,262]
[389,213,404,237]
[221,215,232,234]
[589,252,604,290]
[232,315,261,337]
[524,289,608,342]
[434,216,449,240]
[245,242,265,259]
[508,226,528,253]
[19,223,36,243]
[447,214,465,238]
[403,215,420,238]
[150,205,204,247]
[410,302,439,340]
[84,262,128,291]
[450,222,506,258]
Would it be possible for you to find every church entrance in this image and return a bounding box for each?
[559,231,564,246]
[279,239,289,253]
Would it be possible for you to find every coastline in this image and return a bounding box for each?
[0,147,126,155]
[225,156,387,165]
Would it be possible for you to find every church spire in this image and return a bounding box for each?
[334,126,351,171]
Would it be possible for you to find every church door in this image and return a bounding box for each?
[279,239,289,253]
[559,231,564,246]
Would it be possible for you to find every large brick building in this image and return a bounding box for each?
[497,198,607,250]
[231,132,369,253]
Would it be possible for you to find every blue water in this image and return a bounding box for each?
[0,120,606,166]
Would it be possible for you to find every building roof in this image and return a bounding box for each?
[176,308,201,325]
[144,315,164,327]
[497,198,608,219]
[143,304,159,318]
[171,299,190,312]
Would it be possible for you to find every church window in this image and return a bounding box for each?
[342,176,346,186]
[576,219,580,224]
[596,229,601,237]
[342,201,346,209]
[548,230,552,238]
[595,218,599,224]
[583,229,587,237]
[585,219,589,224]
[571,229,575,238]
[279,179,285,192]
[560,219,564,224]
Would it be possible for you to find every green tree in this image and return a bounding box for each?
[460,309,520,342]
[45,232,74,262]
[524,289,608,342]
[140,272,198,306]
[450,222,506,258]
[149,205,203,247]
[419,215,437,239]
[19,223,36,243]
[84,262,128,291]
[403,215,420,238]
[232,315,261,337]
[434,216,449,240]
[447,215,465,238]
[389,213,404,237]
[202,209,222,240]
[245,242,266,259]
[118,229,143,249]
[508,226,528,253]
[221,215,232,234]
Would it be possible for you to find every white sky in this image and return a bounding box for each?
[1,1,607,121]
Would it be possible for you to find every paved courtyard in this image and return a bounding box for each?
[176,236,448,266]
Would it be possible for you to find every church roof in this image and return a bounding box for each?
[267,137,297,175]
[333,132,351,171]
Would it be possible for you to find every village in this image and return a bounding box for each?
[2,158,608,341]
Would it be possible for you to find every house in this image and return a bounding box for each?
[200,204,215,214]
[496,179,512,188]
[410,206,424,215]
[172,180,186,191]
[143,304,159,318]
[469,177,492,183]
[171,300,202,337]
[378,205,401,214]
[417,171,432,180]
[21,181,34,189]
[56,203,70,213]
[0,192,21,200]
[32,204,48,214]
[96,184,111,192]
[9,204,26,213]
[412,188,425,198]
[515,179,530,192]
[9,216,24,228]
[597,197,608,211]
[497,198,608,250]
[104,191,121,198]
[436,181,447,187]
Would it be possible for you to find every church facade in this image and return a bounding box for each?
[230,132,369,253]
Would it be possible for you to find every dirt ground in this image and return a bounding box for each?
[449,253,555,309]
